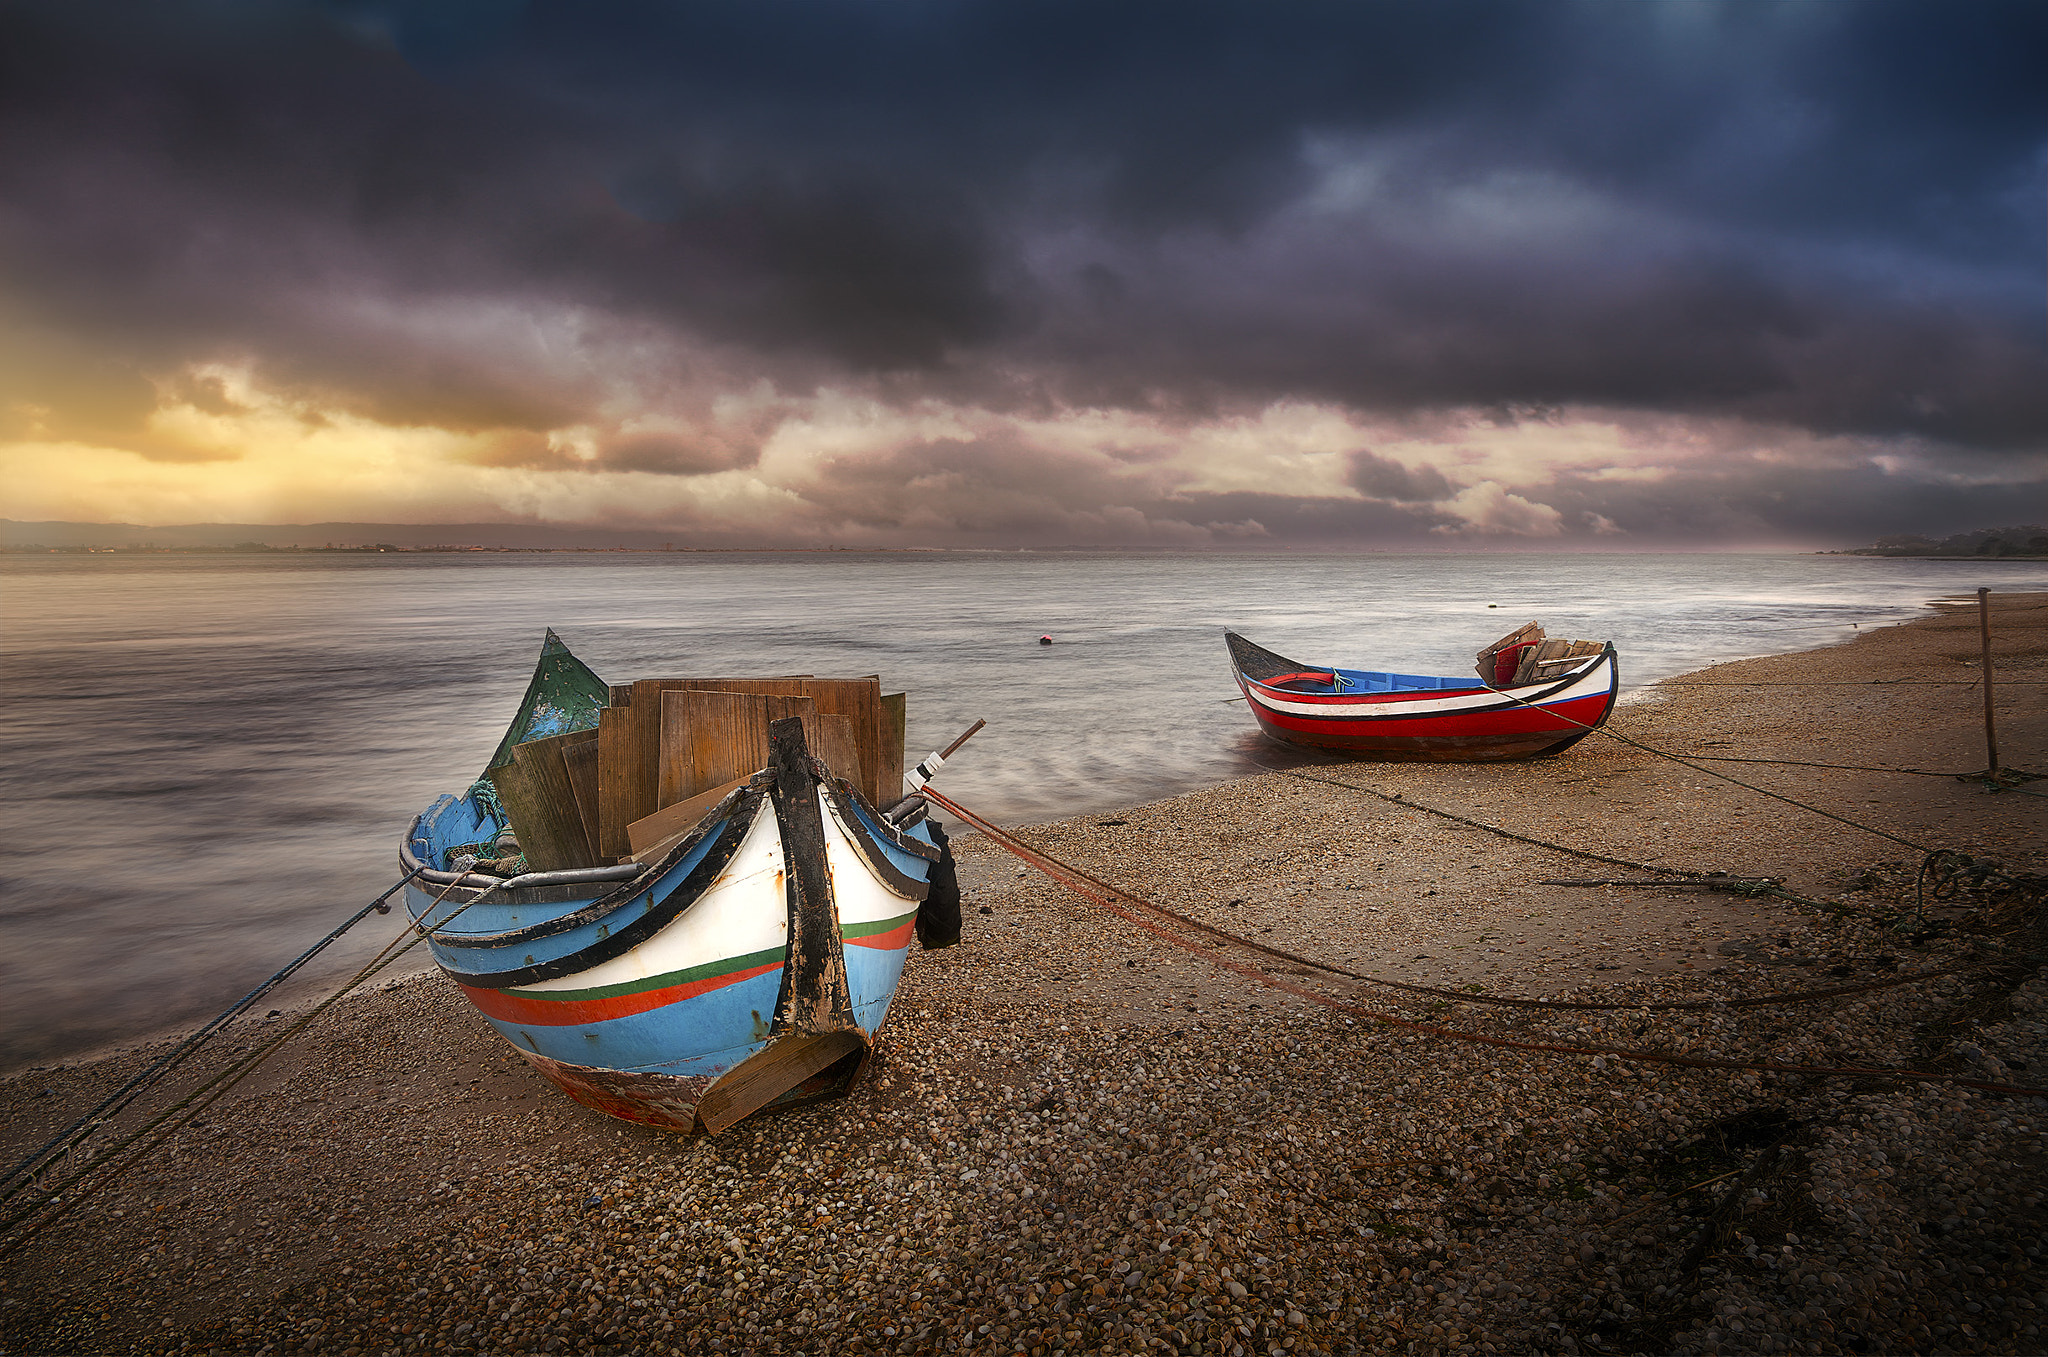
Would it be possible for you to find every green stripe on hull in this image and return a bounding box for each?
[840,910,918,940]
[506,944,786,1004]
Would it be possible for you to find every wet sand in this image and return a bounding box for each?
[2,591,2043,1357]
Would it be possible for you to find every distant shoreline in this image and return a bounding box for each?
[10,542,2048,558]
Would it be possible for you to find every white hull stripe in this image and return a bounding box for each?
[1245,653,1614,722]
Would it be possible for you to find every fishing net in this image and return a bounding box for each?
[483,628,610,775]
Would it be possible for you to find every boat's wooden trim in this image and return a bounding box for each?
[660,717,871,1135]
[768,719,859,1039]
[822,773,942,862]
[820,779,936,899]
[694,1028,870,1135]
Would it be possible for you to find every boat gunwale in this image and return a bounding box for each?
[819,778,935,900]
[413,782,767,947]
[409,759,939,990]
[1235,642,1615,718]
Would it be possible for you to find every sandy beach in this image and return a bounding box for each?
[3,592,2044,1357]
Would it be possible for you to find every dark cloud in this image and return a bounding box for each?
[594,431,760,477]
[0,0,2041,537]
[1346,450,1454,503]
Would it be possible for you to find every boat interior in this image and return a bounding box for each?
[1257,668,1480,695]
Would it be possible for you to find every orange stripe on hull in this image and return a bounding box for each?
[843,918,916,951]
[460,960,783,1027]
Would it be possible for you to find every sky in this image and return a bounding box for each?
[1,0,2042,550]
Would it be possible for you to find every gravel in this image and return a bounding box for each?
[3,593,2042,1357]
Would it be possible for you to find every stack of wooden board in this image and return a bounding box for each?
[1475,623,1606,687]
[485,675,907,872]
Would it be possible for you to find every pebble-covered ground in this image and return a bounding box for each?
[3,594,2043,1357]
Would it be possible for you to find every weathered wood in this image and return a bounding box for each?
[694,1029,868,1136]
[689,716,866,1135]
[799,712,862,789]
[627,774,753,860]
[764,693,817,724]
[489,732,600,871]
[561,731,601,859]
[1979,587,2000,774]
[596,705,639,860]
[1478,621,1544,682]
[632,676,812,817]
[765,716,857,1038]
[878,692,906,804]
[659,689,773,806]
[800,677,885,804]
[1513,638,1576,684]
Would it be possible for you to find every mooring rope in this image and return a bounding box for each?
[922,787,2048,1100]
[0,869,515,1258]
[0,868,428,1206]
[928,786,1997,1012]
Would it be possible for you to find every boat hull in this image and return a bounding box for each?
[1228,632,1619,761]
[403,720,943,1131]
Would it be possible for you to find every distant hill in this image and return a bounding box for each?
[1841,525,2048,558]
[2,519,690,550]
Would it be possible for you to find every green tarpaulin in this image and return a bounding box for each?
[484,629,609,775]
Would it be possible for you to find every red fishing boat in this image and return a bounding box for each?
[1225,623,1618,761]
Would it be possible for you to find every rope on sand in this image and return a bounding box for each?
[0,872,512,1260]
[920,786,2048,1102]
[0,867,426,1209]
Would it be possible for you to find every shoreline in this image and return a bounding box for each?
[3,593,2044,1356]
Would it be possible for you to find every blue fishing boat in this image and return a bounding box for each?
[400,634,959,1134]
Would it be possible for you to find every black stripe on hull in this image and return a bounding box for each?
[432,793,763,989]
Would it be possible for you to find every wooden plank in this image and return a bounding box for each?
[659,689,774,805]
[636,676,813,808]
[878,692,906,805]
[765,716,857,1037]
[800,712,862,788]
[560,730,601,861]
[764,694,817,723]
[1477,621,1544,682]
[596,704,640,861]
[1476,621,1543,664]
[627,774,753,860]
[488,732,599,871]
[695,1029,868,1136]
[801,677,884,804]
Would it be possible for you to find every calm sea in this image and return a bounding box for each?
[3,550,2044,1072]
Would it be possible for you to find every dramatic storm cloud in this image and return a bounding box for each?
[2,0,2042,546]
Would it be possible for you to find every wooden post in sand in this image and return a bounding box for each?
[1978,587,2000,775]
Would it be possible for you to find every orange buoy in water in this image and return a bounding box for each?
[1039,635,1053,645]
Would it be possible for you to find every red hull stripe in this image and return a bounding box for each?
[463,958,783,1026]
[844,916,916,951]
[1257,690,1613,737]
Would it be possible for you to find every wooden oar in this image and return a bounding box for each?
[904,718,985,791]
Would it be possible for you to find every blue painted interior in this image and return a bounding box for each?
[412,791,507,868]
[844,798,942,877]
[1268,667,1478,694]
